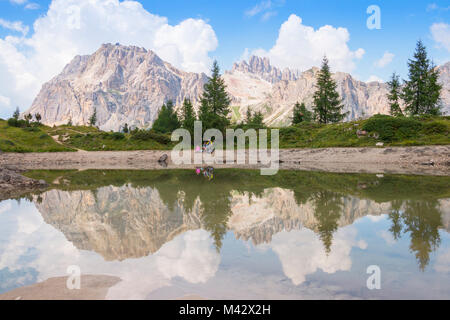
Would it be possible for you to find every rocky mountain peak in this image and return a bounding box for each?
[228,55,300,83]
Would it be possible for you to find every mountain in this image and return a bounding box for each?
[225,56,450,126]
[26,43,208,131]
[26,44,450,130]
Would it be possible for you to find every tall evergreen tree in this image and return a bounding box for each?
[179,98,196,135]
[312,57,346,123]
[401,40,442,115]
[152,100,180,134]
[387,73,403,116]
[12,107,20,120]
[198,60,231,132]
[292,102,312,124]
[89,108,97,126]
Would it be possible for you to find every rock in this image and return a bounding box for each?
[376,142,384,147]
[158,154,168,163]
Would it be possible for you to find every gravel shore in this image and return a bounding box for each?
[1,146,449,176]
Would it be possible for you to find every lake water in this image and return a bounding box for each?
[0,169,449,299]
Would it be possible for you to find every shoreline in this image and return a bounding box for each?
[1,146,449,176]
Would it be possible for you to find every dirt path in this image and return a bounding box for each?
[0,146,449,176]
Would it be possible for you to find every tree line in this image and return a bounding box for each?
[8,40,443,132]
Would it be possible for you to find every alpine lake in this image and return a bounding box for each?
[0,169,449,299]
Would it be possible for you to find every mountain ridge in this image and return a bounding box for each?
[26,44,450,130]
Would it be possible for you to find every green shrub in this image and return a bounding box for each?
[22,126,40,132]
[109,132,125,140]
[422,121,448,135]
[362,115,422,142]
[130,129,171,144]
[7,118,28,128]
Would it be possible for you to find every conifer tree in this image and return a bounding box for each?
[198,61,231,132]
[89,108,97,126]
[152,100,180,134]
[179,98,196,135]
[387,73,403,116]
[312,57,346,123]
[292,102,312,124]
[401,40,442,115]
[13,107,20,120]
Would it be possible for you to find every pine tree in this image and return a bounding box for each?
[292,102,312,124]
[123,123,129,133]
[198,60,231,132]
[13,107,20,120]
[401,40,442,115]
[387,73,403,116]
[246,107,252,124]
[179,98,196,135]
[35,113,42,124]
[312,57,346,123]
[152,100,180,134]
[89,108,97,126]
[251,111,264,128]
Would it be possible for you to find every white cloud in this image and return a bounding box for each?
[245,0,273,17]
[0,202,12,215]
[434,248,450,273]
[269,227,367,285]
[9,0,28,4]
[253,15,364,73]
[374,51,394,68]
[0,0,218,118]
[366,75,384,83]
[0,18,29,35]
[431,23,450,52]
[25,3,40,10]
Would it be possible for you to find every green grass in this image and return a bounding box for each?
[0,120,74,152]
[279,115,450,148]
[1,115,449,152]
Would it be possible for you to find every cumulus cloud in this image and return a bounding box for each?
[374,51,394,68]
[253,15,364,73]
[431,23,450,52]
[0,0,218,118]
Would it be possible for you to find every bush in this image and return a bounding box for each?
[109,132,125,140]
[22,126,40,132]
[362,115,422,142]
[130,129,171,144]
[7,118,28,128]
[422,121,448,135]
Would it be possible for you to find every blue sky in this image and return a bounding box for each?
[0,0,449,118]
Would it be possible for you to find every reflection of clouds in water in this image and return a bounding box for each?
[156,230,220,283]
[378,230,396,246]
[434,248,450,273]
[0,202,12,215]
[267,227,367,285]
[0,202,220,299]
[366,215,386,223]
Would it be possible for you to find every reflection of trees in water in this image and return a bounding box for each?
[388,199,443,271]
[29,169,448,261]
[311,191,343,254]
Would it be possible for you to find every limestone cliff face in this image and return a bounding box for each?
[226,59,450,126]
[26,46,450,129]
[26,43,208,131]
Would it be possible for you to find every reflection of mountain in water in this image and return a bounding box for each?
[35,186,204,261]
[33,182,449,265]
